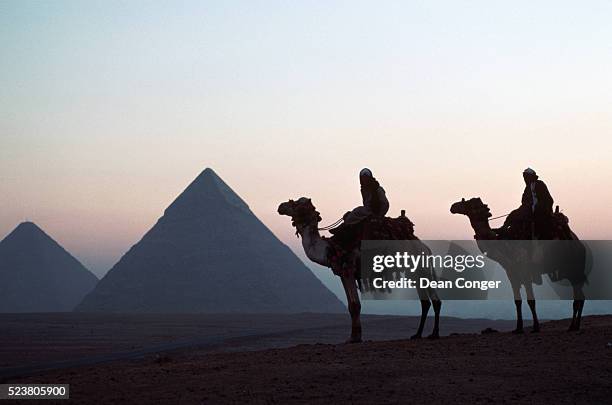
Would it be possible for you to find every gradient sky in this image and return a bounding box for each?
[1,1,611,279]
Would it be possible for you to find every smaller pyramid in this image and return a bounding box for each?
[0,222,98,312]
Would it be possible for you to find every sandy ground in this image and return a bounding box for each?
[0,312,515,370]
[2,314,611,404]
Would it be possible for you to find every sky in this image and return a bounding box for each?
[2,1,612,283]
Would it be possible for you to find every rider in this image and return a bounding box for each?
[497,168,554,239]
[330,168,389,235]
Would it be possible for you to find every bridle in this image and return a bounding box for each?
[288,200,322,237]
[463,199,494,222]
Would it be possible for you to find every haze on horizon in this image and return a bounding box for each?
[2,1,611,279]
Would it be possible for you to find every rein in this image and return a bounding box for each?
[318,217,343,231]
[292,212,344,236]
[488,213,510,221]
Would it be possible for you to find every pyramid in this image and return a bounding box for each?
[0,222,98,312]
[76,168,344,313]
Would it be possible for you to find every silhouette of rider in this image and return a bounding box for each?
[497,168,554,239]
[330,168,389,235]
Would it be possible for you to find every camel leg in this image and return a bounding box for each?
[575,300,585,330]
[569,284,585,331]
[341,275,362,343]
[428,299,442,339]
[513,300,524,334]
[569,301,580,331]
[527,300,539,332]
[411,299,431,340]
[524,283,539,332]
[511,283,524,334]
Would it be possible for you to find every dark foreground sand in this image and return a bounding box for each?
[0,313,516,370]
[3,315,612,404]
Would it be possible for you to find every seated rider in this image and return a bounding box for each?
[330,168,389,235]
[497,168,554,239]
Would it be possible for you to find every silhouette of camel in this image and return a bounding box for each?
[278,197,441,343]
[450,197,586,332]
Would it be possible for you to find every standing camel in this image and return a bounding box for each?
[278,197,441,343]
[450,197,586,332]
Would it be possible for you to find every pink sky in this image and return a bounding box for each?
[2,2,611,276]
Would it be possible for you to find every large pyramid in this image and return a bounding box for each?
[0,222,98,312]
[76,168,344,313]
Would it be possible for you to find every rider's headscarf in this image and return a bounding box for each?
[523,167,539,181]
[359,168,373,178]
[359,168,380,189]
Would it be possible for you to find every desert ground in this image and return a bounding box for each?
[1,313,611,404]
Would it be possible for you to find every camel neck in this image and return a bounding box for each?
[298,222,330,267]
[470,217,497,240]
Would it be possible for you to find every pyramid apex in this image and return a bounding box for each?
[162,167,250,219]
[14,221,43,233]
[4,221,52,244]
[198,167,220,180]
[19,220,37,226]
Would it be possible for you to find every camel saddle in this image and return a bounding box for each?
[501,208,573,241]
[326,211,415,277]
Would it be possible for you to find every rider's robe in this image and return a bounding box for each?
[343,184,389,225]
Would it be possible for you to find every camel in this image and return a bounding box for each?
[450,197,586,332]
[278,197,441,343]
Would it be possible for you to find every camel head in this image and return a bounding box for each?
[450,197,492,220]
[277,197,322,229]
